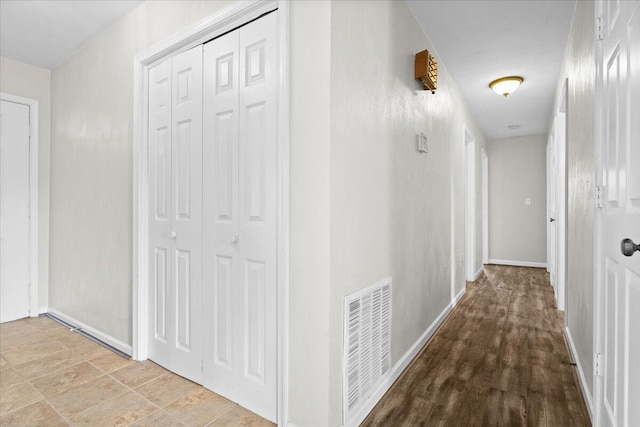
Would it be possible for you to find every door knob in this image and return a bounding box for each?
[228,234,239,244]
[621,238,640,257]
[550,218,556,222]
[170,231,177,239]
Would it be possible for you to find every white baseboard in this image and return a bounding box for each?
[452,286,466,307]
[473,267,483,281]
[564,326,593,421]
[47,309,132,356]
[346,297,458,426]
[488,259,547,268]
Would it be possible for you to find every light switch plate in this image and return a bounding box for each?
[417,132,428,153]
[525,197,532,205]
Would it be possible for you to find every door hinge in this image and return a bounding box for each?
[596,17,604,40]
[594,352,604,376]
[595,185,603,208]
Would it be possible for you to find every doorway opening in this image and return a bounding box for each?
[464,125,476,282]
[481,148,489,266]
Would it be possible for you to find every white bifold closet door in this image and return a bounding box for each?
[148,45,204,384]
[203,11,277,422]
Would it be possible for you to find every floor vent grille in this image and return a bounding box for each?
[343,277,392,424]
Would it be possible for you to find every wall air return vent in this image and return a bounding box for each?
[343,277,392,425]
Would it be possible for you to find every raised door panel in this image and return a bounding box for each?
[148,60,174,368]
[627,269,640,426]
[605,42,622,207]
[203,29,241,399]
[604,257,623,424]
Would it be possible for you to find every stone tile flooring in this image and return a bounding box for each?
[0,316,274,426]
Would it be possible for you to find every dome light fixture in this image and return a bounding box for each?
[489,76,524,97]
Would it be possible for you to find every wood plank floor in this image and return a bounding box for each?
[361,265,591,427]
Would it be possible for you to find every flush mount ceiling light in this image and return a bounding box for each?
[489,76,524,97]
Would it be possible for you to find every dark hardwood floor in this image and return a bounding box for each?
[361,264,591,426]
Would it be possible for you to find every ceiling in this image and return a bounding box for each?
[1,0,576,140]
[0,0,143,70]
[407,0,576,140]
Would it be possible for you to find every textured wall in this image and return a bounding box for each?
[289,1,332,425]
[0,56,50,313]
[327,1,486,425]
[550,0,596,401]
[50,1,232,345]
[488,134,548,264]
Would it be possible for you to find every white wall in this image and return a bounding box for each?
[47,0,489,425]
[326,1,486,425]
[289,0,332,424]
[549,0,595,405]
[488,134,547,265]
[49,0,233,346]
[0,56,50,313]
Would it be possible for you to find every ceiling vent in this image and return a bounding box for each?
[343,277,392,425]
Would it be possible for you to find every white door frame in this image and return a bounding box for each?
[463,125,476,282]
[0,92,39,318]
[481,148,489,266]
[131,1,289,424]
[546,136,551,274]
[555,80,568,313]
[594,1,604,416]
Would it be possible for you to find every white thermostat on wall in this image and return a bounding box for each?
[417,132,428,154]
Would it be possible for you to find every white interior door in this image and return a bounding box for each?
[148,45,204,383]
[203,11,278,422]
[548,132,557,292]
[0,100,30,323]
[598,1,640,426]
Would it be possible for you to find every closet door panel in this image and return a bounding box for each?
[148,60,174,369]
[203,29,241,397]
[237,11,277,420]
[170,45,204,383]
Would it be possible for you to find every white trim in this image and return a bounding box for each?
[555,80,568,313]
[565,325,594,421]
[488,259,547,269]
[132,2,288,425]
[275,2,290,424]
[474,267,483,282]
[0,92,39,318]
[546,138,551,274]
[593,3,605,424]
[481,148,489,265]
[48,309,132,355]
[451,286,466,307]
[463,125,476,282]
[347,293,464,427]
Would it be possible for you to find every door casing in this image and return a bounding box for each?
[131,1,289,424]
[481,148,489,266]
[463,125,476,282]
[0,92,39,320]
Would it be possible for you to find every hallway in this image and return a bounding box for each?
[362,265,590,426]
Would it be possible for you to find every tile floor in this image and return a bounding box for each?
[0,316,274,427]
